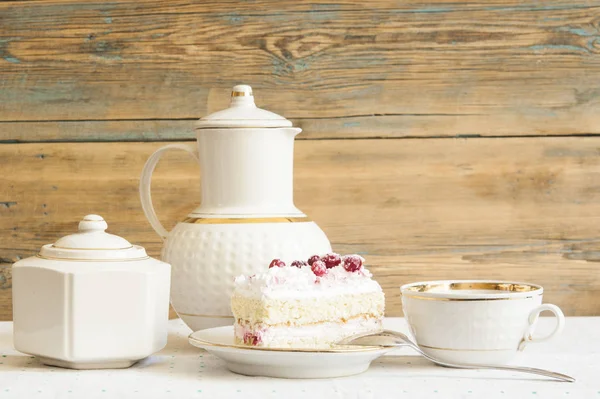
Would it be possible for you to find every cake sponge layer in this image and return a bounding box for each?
[231,291,384,325]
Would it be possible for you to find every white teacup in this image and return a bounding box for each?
[400,280,565,365]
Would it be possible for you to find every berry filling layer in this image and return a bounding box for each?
[234,316,383,349]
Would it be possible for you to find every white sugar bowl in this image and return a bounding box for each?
[12,214,171,369]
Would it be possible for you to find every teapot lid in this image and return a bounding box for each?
[38,214,148,261]
[196,85,294,129]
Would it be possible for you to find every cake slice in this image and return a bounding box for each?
[231,253,385,348]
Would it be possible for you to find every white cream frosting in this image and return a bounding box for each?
[233,262,382,300]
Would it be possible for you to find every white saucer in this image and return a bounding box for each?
[188,326,392,378]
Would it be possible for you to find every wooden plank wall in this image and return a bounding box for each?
[1,0,600,320]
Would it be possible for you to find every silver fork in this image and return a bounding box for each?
[339,330,575,382]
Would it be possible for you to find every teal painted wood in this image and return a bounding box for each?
[0,0,599,140]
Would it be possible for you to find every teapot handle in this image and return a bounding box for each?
[139,143,199,240]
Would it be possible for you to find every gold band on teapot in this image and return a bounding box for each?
[231,90,253,97]
[182,216,311,224]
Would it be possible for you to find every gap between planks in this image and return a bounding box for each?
[2,134,600,144]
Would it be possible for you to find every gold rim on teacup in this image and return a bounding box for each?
[400,280,543,301]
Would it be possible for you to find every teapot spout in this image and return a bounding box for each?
[288,127,302,137]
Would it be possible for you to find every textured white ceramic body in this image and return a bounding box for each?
[164,221,331,331]
[12,215,171,370]
[401,280,565,365]
[139,85,333,331]
[189,326,390,378]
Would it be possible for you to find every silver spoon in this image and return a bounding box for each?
[339,330,575,382]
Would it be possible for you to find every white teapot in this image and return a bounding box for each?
[140,85,332,331]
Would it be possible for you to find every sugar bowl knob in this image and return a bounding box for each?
[78,214,108,233]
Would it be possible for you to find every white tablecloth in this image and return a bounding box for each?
[0,318,597,398]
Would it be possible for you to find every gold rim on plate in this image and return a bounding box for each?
[188,334,385,354]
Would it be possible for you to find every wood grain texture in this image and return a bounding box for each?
[0,264,12,321]
[1,138,600,320]
[1,0,600,322]
[1,0,600,139]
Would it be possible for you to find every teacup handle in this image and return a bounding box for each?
[140,143,199,240]
[518,304,565,351]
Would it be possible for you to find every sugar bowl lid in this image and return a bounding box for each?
[196,84,294,129]
[38,214,148,261]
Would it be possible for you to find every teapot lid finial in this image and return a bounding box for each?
[231,85,253,97]
[229,85,256,108]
